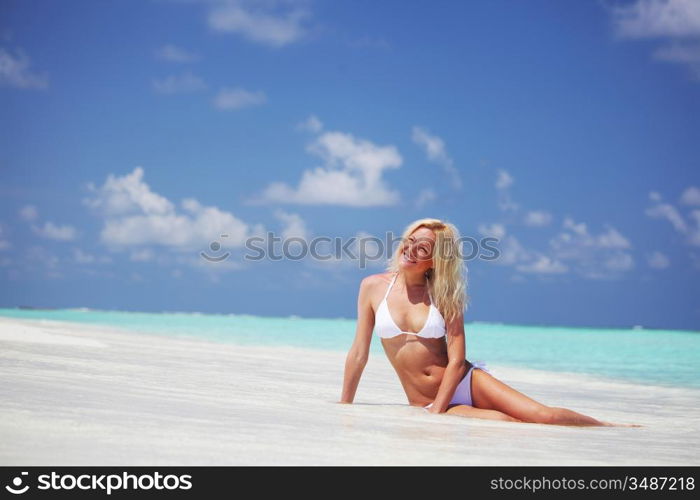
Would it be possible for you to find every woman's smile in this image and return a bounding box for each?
[402,250,417,264]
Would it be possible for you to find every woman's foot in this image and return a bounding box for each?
[601,421,643,427]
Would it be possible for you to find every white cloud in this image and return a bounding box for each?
[274,210,308,240]
[524,210,552,227]
[647,250,670,269]
[604,252,635,272]
[415,188,436,209]
[129,248,155,262]
[152,72,207,94]
[100,199,249,249]
[296,114,323,133]
[85,167,254,252]
[558,218,632,249]
[411,126,461,189]
[653,42,700,80]
[477,223,506,241]
[494,235,532,267]
[154,44,199,63]
[479,216,630,278]
[212,87,266,110]
[609,0,700,80]
[484,168,634,278]
[597,227,631,249]
[610,0,700,39]
[680,185,700,205]
[19,204,38,221]
[477,224,532,267]
[653,41,700,61]
[207,0,311,47]
[550,219,634,278]
[495,169,514,190]
[20,204,77,244]
[689,210,700,246]
[495,169,518,211]
[0,47,48,89]
[554,219,632,250]
[32,222,77,241]
[253,128,402,207]
[73,248,112,265]
[646,197,687,232]
[516,255,567,275]
[563,217,588,236]
[481,178,632,278]
[645,190,700,245]
[84,167,174,216]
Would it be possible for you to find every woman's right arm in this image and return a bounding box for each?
[339,275,376,403]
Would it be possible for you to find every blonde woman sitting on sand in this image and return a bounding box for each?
[340,218,630,426]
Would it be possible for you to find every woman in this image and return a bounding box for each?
[340,218,620,426]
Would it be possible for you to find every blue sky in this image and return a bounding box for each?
[1,0,699,329]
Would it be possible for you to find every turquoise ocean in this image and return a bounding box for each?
[1,308,698,389]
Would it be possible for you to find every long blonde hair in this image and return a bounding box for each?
[386,218,468,324]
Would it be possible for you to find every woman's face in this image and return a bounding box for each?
[399,227,436,274]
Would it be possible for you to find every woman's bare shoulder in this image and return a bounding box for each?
[359,272,394,289]
[359,273,394,311]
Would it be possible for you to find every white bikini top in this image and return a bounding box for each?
[374,272,446,339]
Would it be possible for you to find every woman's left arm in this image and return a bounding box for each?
[426,311,467,414]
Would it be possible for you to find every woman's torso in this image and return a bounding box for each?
[371,272,464,406]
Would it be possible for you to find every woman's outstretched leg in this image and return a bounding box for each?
[445,404,521,422]
[470,369,610,426]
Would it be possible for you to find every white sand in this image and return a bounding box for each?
[0,316,698,465]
